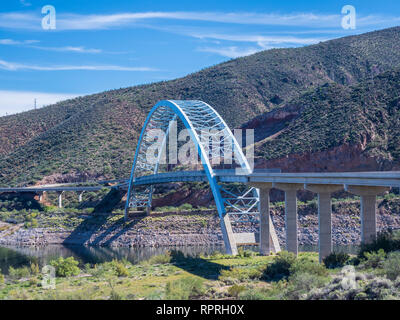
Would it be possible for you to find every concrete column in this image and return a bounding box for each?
[305,184,343,262]
[347,186,390,244]
[78,191,84,203]
[57,191,64,208]
[361,195,377,243]
[273,183,303,255]
[318,192,332,262]
[220,213,238,255]
[259,187,271,255]
[248,182,280,255]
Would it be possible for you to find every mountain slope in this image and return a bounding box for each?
[1,27,400,186]
[252,69,400,172]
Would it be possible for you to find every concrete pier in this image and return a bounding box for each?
[57,191,64,208]
[78,191,84,203]
[305,184,343,262]
[273,183,303,255]
[220,213,238,255]
[347,186,389,244]
[259,186,271,255]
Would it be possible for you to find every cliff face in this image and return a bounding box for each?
[255,142,399,173]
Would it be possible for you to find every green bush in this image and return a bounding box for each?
[219,267,262,282]
[358,230,400,258]
[165,276,204,300]
[262,251,297,281]
[228,284,246,298]
[0,273,4,285]
[30,262,40,275]
[290,258,328,276]
[323,252,350,269]
[111,260,129,277]
[8,266,31,279]
[178,203,193,211]
[382,251,400,280]
[143,252,172,265]
[50,257,80,277]
[286,272,329,299]
[362,249,386,268]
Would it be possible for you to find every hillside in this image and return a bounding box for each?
[250,69,400,172]
[1,26,400,186]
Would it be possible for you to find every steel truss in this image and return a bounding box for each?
[125,100,265,254]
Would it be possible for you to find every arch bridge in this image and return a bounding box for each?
[124,100,281,255]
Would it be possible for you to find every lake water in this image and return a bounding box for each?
[0,244,360,274]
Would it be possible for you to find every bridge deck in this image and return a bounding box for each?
[1,171,399,193]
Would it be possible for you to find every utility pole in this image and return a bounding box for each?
[34,98,37,110]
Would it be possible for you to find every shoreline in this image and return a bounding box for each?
[1,199,400,248]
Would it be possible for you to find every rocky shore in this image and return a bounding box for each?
[1,199,400,248]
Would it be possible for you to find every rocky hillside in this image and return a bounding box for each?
[1,26,400,186]
[250,69,400,172]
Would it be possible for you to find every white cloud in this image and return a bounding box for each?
[0,38,102,53]
[198,46,260,58]
[0,90,81,116]
[0,59,157,71]
[0,38,38,45]
[29,45,102,53]
[0,11,398,31]
[19,0,31,7]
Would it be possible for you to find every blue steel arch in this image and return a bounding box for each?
[125,100,253,254]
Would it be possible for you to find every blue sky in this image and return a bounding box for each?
[0,0,400,115]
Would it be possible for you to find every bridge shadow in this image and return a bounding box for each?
[63,212,146,260]
[170,250,230,280]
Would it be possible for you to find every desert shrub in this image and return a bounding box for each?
[89,264,108,278]
[291,257,328,276]
[262,251,296,281]
[219,267,262,282]
[358,230,400,258]
[111,260,129,277]
[50,257,80,277]
[143,252,172,265]
[165,276,204,300]
[228,284,246,298]
[30,262,40,275]
[8,266,31,279]
[323,252,350,269]
[286,272,329,299]
[178,203,193,211]
[362,249,386,269]
[382,251,400,280]
[237,248,256,258]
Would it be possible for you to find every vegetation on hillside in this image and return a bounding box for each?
[2,27,400,186]
[255,69,400,166]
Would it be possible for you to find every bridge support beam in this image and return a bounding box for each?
[77,191,84,203]
[220,214,238,255]
[305,184,343,262]
[57,191,64,209]
[347,186,390,244]
[259,186,271,255]
[248,183,280,255]
[273,183,303,255]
